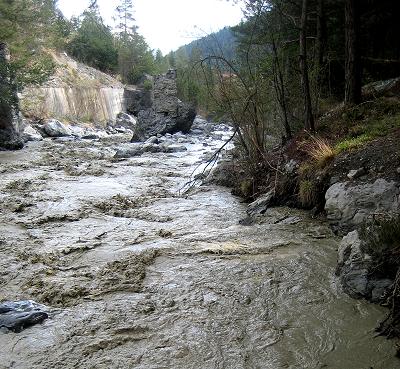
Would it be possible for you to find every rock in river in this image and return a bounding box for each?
[43,119,72,137]
[0,300,48,333]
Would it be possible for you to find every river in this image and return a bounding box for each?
[0,126,398,368]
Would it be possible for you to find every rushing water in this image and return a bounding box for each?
[0,127,398,368]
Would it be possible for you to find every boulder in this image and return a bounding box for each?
[0,300,48,333]
[115,112,137,130]
[362,77,400,98]
[132,101,195,141]
[69,125,86,138]
[114,144,144,158]
[336,230,393,302]
[325,179,400,233]
[130,70,196,141]
[0,128,24,150]
[43,119,71,137]
[247,190,275,217]
[22,125,43,142]
[124,85,153,116]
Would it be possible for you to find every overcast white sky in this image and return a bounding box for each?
[58,0,244,54]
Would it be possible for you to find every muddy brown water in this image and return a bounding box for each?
[0,130,398,368]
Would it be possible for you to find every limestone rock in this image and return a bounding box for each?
[43,119,71,137]
[22,125,43,142]
[0,300,48,333]
[130,70,196,141]
[347,167,366,180]
[247,190,275,217]
[336,231,393,302]
[115,112,137,130]
[325,179,400,232]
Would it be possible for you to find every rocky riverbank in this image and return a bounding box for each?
[213,98,400,349]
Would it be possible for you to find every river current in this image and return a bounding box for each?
[0,126,398,368]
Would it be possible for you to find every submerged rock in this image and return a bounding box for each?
[0,300,48,333]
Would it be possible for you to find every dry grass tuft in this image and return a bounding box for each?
[305,136,336,168]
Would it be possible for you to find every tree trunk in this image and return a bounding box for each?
[345,0,361,105]
[299,0,315,132]
[316,0,327,84]
[271,36,292,140]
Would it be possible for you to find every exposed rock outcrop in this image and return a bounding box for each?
[325,178,400,233]
[336,230,393,302]
[131,70,196,141]
[19,52,125,126]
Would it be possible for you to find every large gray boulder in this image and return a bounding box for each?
[124,86,153,116]
[43,119,71,137]
[22,125,43,142]
[132,102,195,141]
[325,179,400,232]
[336,230,393,302]
[115,112,137,130]
[130,70,196,142]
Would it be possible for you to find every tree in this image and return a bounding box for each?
[67,6,118,72]
[344,0,361,105]
[115,0,137,37]
[114,0,154,83]
[299,0,315,131]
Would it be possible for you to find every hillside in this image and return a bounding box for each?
[19,51,126,125]
[172,27,237,61]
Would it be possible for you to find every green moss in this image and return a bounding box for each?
[335,112,400,152]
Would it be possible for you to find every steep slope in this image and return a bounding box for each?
[20,51,125,126]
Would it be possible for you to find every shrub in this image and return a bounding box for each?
[298,179,317,208]
[302,137,336,168]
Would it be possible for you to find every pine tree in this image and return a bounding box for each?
[114,0,154,83]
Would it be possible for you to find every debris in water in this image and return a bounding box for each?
[0,300,48,333]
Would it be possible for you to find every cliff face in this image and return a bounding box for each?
[19,52,126,126]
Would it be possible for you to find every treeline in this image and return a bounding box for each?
[172,0,400,157]
[0,0,170,87]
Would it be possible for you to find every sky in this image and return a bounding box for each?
[58,0,244,54]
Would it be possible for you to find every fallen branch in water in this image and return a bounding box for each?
[179,129,237,196]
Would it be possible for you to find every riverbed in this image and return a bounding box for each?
[0,127,398,368]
